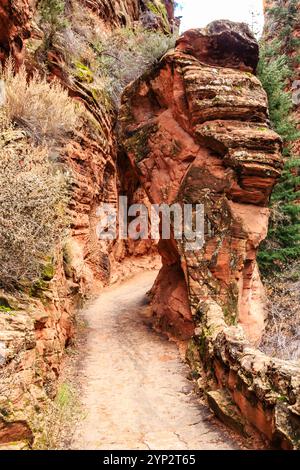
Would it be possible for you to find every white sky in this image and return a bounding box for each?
[176,0,265,37]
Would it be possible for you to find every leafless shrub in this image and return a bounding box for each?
[93,27,176,104]
[0,112,69,289]
[1,61,82,144]
[260,262,300,361]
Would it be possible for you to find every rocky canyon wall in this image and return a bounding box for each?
[1,0,299,451]
[0,0,173,447]
[120,20,300,449]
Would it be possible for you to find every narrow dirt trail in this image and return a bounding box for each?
[72,271,240,450]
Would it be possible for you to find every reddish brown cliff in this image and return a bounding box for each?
[120,21,300,448]
[0,0,170,447]
[1,0,298,451]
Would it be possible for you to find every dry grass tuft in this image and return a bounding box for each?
[1,61,81,144]
[0,110,69,289]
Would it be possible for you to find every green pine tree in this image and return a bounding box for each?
[257,36,300,274]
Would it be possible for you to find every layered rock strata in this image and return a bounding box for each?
[120,21,300,448]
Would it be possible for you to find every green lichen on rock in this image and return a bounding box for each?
[29,280,50,299]
[0,305,13,312]
[125,122,158,163]
[274,403,300,450]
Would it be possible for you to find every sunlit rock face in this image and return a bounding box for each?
[120,20,283,344]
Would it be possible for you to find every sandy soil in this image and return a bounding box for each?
[71,271,241,450]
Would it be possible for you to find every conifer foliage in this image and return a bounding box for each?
[257,1,300,274]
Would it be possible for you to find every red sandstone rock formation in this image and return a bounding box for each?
[0,0,32,68]
[120,20,283,344]
[264,0,300,151]
[1,0,297,451]
[120,21,300,448]
[0,0,170,447]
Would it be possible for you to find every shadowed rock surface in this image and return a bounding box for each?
[0,1,299,451]
[0,0,32,68]
[0,0,170,447]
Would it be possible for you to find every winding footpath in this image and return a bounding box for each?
[72,271,240,450]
